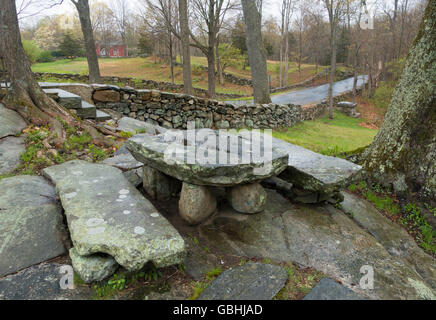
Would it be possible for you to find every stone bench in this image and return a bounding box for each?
[126,129,289,225]
[43,160,186,282]
[272,137,362,203]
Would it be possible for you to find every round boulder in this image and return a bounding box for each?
[227,183,267,214]
[179,183,217,225]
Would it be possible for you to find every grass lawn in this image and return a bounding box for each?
[32,56,327,95]
[273,111,378,156]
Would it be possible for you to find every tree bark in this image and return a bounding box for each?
[362,1,436,203]
[0,0,108,147]
[178,0,193,95]
[328,17,337,119]
[72,0,101,84]
[241,0,271,104]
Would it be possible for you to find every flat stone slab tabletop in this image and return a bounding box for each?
[126,129,289,187]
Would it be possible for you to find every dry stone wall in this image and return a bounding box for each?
[92,86,306,130]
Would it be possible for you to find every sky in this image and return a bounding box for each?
[16,0,389,28]
[17,0,281,27]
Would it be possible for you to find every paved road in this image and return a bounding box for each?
[230,75,368,106]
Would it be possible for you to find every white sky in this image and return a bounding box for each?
[17,0,287,27]
[17,0,393,28]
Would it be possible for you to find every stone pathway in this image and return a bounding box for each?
[0,176,67,277]
[199,262,288,300]
[43,160,185,280]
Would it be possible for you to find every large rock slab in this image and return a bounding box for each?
[200,190,436,300]
[0,136,25,175]
[199,262,288,300]
[303,278,366,300]
[0,263,93,300]
[0,176,67,277]
[117,117,165,136]
[341,192,436,289]
[43,160,186,271]
[126,129,289,187]
[0,104,27,138]
[273,138,361,200]
[102,153,143,171]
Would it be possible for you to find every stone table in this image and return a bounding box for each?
[126,129,289,224]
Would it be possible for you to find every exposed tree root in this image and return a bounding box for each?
[4,87,114,149]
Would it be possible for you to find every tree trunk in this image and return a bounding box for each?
[178,0,193,95]
[241,0,271,104]
[328,24,337,119]
[206,47,216,99]
[216,36,224,85]
[0,0,108,147]
[72,0,101,84]
[362,1,436,203]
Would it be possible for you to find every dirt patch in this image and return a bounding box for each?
[355,96,386,129]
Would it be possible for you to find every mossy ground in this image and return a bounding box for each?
[0,123,123,180]
[347,181,436,256]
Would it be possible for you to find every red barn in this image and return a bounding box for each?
[96,42,127,58]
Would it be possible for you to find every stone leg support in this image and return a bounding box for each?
[179,182,217,226]
[227,182,267,214]
[142,166,181,201]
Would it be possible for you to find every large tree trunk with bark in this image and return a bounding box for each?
[0,0,108,147]
[362,1,436,204]
[178,0,193,95]
[241,0,271,104]
[72,0,101,84]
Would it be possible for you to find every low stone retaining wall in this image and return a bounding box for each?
[92,85,306,130]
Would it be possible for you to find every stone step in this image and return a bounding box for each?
[95,110,112,122]
[76,101,96,119]
[43,88,82,110]
[42,160,185,275]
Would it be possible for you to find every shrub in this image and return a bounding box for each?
[22,40,42,65]
[38,51,54,63]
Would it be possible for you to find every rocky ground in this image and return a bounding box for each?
[0,103,435,301]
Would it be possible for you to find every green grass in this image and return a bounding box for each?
[273,112,378,157]
[32,58,89,74]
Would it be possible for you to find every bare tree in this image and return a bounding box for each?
[71,0,101,83]
[279,0,294,87]
[179,0,193,95]
[144,0,179,84]
[323,0,346,119]
[110,0,130,56]
[0,0,108,147]
[189,0,236,98]
[241,0,271,104]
